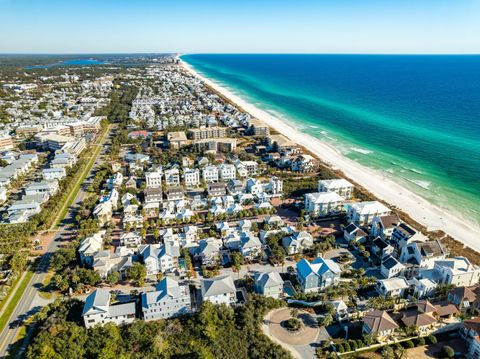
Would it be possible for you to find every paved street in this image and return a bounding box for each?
[0,127,112,358]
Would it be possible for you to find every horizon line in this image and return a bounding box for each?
[1,52,480,56]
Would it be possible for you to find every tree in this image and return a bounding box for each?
[9,252,28,273]
[231,252,244,279]
[127,263,147,286]
[106,271,120,285]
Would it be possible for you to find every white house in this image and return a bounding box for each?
[346,201,391,226]
[79,230,105,266]
[24,180,59,197]
[142,277,192,321]
[120,231,143,248]
[145,169,162,188]
[370,214,401,240]
[164,168,180,186]
[433,257,480,287]
[183,167,200,187]
[218,163,236,181]
[282,231,314,255]
[82,289,136,328]
[304,192,344,217]
[203,165,219,183]
[380,255,405,279]
[201,275,237,306]
[399,240,448,269]
[268,176,283,196]
[42,167,66,181]
[376,277,409,297]
[318,179,354,199]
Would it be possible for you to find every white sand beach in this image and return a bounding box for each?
[180,59,480,253]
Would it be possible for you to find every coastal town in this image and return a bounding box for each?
[0,54,478,359]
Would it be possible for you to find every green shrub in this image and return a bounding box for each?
[416,337,425,346]
[441,345,454,358]
[428,335,437,344]
[403,340,415,349]
[337,343,345,353]
[349,340,358,350]
[344,342,351,352]
[356,339,364,348]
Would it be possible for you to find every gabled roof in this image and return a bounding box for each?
[415,300,436,314]
[255,271,284,289]
[449,286,477,302]
[363,310,398,333]
[432,301,459,317]
[400,311,436,327]
[202,275,236,297]
[296,257,341,279]
[377,214,400,229]
[382,255,402,270]
[82,288,110,316]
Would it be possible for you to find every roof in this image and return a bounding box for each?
[255,271,284,289]
[433,301,459,317]
[108,302,136,317]
[363,310,399,333]
[377,214,400,228]
[296,257,341,279]
[349,201,390,215]
[373,237,389,249]
[202,275,236,297]
[382,256,402,270]
[305,191,344,204]
[82,288,110,316]
[463,317,480,334]
[417,240,447,258]
[319,178,354,189]
[449,286,477,302]
[400,311,436,327]
[378,277,409,291]
[142,277,188,307]
[416,300,436,314]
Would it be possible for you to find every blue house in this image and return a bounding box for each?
[296,257,341,293]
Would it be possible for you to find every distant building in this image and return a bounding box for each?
[188,126,228,140]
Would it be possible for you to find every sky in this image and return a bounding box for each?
[0,0,479,54]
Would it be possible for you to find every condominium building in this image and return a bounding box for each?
[188,126,228,140]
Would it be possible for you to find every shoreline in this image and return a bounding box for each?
[179,58,480,253]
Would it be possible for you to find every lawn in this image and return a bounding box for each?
[0,270,34,333]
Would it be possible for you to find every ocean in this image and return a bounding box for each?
[182,54,480,226]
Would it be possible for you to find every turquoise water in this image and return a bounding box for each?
[182,54,480,225]
[25,58,106,69]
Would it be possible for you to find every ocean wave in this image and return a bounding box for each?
[407,168,424,175]
[320,131,328,135]
[405,178,431,190]
[350,147,373,155]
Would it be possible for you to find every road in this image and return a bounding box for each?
[0,126,112,358]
